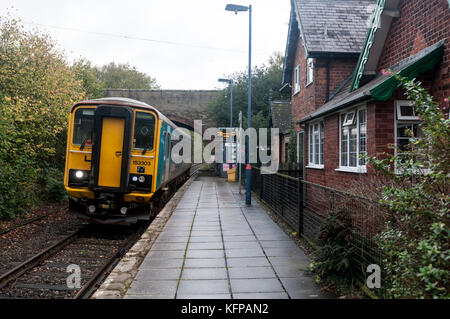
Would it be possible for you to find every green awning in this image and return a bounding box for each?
[370,42,444,102]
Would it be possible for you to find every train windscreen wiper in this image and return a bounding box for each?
[142,143,153,155]
[80,137,88,150]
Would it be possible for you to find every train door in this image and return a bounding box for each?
[91,105,133,192]
[98,118,124,188]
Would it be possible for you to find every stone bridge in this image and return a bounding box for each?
[103,89,218,131]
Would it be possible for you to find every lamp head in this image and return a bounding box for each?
[218,78,233,84]
[225,4,249,14]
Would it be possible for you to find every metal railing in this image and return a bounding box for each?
[240,164,387,294]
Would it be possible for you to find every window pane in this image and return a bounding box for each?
[309,126,313,163]
[412,123,423,137]
[349,125,357,167]
[73,108,94,145]
[307,58,313,84]
[134,112,156,150]
[397,123,413,138]
[320,122,324,165]
[359,109,366,166]
[314,132,319,164]
[400,104,415,117]
[341,116,348,166]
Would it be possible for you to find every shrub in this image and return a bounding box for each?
[310,209,357,288]
[369,74,449,298]
[0,15,83,219]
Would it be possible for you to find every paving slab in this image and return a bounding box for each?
[228,267,277,279]
[230,278,285,294]
[121,176,326,299]
[181,268,228,280]
[177,279,229,295]
[233,292,289,299]
[184,258,226,268]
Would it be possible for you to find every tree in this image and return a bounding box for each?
[369,73,449,298]
[72,58,104,99]
[0,15,84,218]
[207,53,289,130]
[95,62,160,90]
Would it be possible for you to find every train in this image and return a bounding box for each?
[64,97,192,224]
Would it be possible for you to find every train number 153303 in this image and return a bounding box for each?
[133,160,151,166]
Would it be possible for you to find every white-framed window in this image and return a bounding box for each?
[396,100,419,121]
[294,64,300,94]
[307,121,324,168]
[338,106,367,172]
[395,100,424,169]
[306,58,314,85]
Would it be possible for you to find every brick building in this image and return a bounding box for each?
[270,100,292,163]
[282,0,449,192]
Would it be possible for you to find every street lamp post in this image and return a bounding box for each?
[218,78,233,128]
[225,3,252,205]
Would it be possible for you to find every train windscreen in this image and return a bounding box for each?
[73,108,94,145]
[133,112,155,151]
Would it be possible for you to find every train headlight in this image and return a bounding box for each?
[75,170,84,179]
[69,169,90,187]
[129,174,151,191]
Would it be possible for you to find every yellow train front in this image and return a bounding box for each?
[64,97,191,224]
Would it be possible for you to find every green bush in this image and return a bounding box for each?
[0,158,37,219]
[38,167,68,202]
[310,209,357,288]
[0,15,82,220]
[369,73,449,299]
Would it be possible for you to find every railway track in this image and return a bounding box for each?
[0,164,201,299]
[0,223,147,299]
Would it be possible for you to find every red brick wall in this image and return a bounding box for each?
[378,0,450,105]
[291,37,316,127]
[304,105,382,193]
[291,37,359,128]
[296,0,449,194]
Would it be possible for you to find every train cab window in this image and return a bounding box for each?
[134,112,155,150]
[73,108,94,145]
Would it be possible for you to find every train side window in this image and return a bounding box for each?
[165,133,171,159]
[134,112,156,150]
[73,108,94,145]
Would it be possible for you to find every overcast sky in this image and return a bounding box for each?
[1,0,290,90]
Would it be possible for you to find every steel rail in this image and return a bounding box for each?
[74,228,143,299]
[0,228,82,289]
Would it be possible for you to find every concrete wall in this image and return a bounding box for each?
[103,89,218,128]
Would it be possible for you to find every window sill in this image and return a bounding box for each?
[306,81,313,88]
[335,167,366,174]
[293,90,300,96]
[306,165,324,170]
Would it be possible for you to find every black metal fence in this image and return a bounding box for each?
[240,164,387,295]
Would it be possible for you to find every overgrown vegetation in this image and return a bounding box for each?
[0,17,84,219]
[0,15,159,220]
[368,74,449,299]
[310,210,357,290]
[96,62,160,90]
[207,53,289,130]
[310,74,449,298]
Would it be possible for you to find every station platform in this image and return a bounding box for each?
[123,176,327,299]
